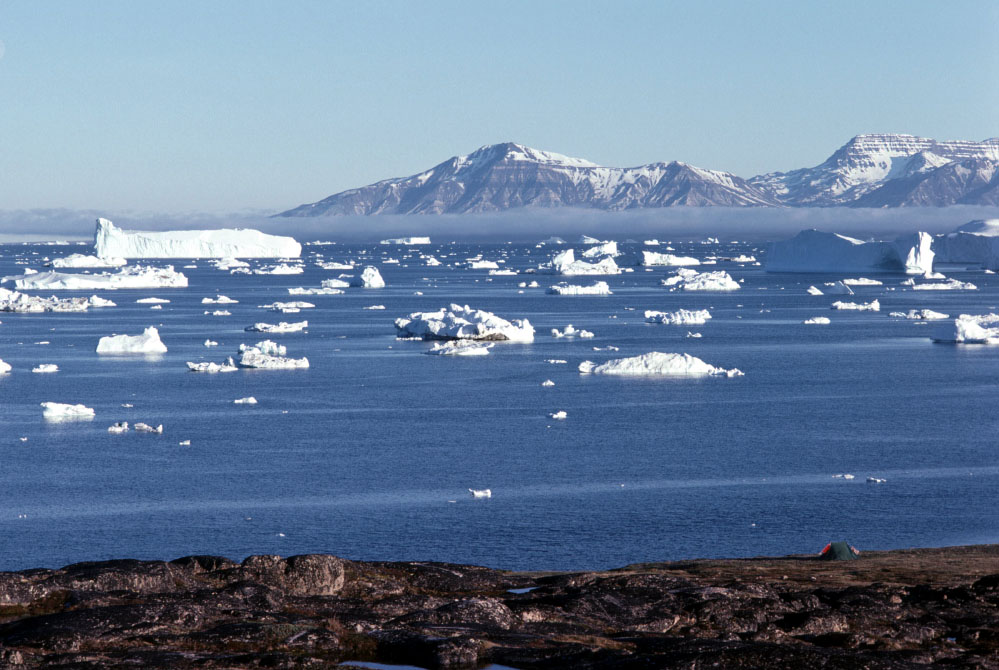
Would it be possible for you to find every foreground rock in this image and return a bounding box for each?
[0,545,997,668]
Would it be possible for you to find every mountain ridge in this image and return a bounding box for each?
[278,134,999,216]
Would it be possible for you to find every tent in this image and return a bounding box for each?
[819,541,860,560]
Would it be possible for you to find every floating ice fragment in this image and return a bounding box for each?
[469,488,492,498]
[644,309,711,325]
[187,358,238,372]
[831,300,880,311]
[546,281,612,295]
[579,352,743,377]
[803,316,831,325]
[41,402,94,420]
[96,327,168,354]
[134,422,163,434]
[234,397,258,404]
[108,422,129,434]
[244,321,308,333]
[425,340,493,356]
[395,304,534,342]
[31,364,58,373]
[549,410,567,420]
[552,325,595,338]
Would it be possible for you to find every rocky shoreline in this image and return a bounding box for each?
[0,545,996,668]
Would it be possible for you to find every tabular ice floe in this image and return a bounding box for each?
[363,305,386,310]
[578,352,743,377]
[904,278,978,291]
[202,295,238,304]
[31,364,58,373]
[644,308,711,325]
[380,236,430,245]
[41,402,95,420]
[136,297,170,304]
[93,218,301,259]
[640,251,700,267]
[766,229,934,275]
[205,310,231,316]
[348,266,386,288]
[204,340,219,347]
[187,358,238,373]
[831,300,880,311]
[234,397,258,404]
[425,340,494,356]
[890,309,949,320]
[468,259,499,269]
[288,286,344,296]
[395,304,534,342]
[262,301,315,313]
[4,265,188,290]
[546,281,612,296]
[842,277,883,286]
[803,316,831,325]
[213,258,250,270]
[931,314,999,344]
[245,321,308,333]
[316,260,354,270]
[0,288,109,313]
[538,249,621,276]
[662,269,740,291]
[96,327,168,354]
[48,253,126,268]
[552,324,594,338]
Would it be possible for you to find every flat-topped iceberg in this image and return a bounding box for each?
[48,254,126,268]
[546,281,612,295]
[932,314,999,343]
[579,352,743,377]
[538,249,620,276]
[766,229,934,274]
[907,278,977,291]
[644,308,712,325]
[662,268,740,291]
[5,265,188,290]
[831,299,880,311]
[580,241,618,258]
[933,219,999,267]
[890,309,949,320]
[381,236,430,245]
[245,321,308,333]
[96,327,168,354]
[41,402,95,420]
[425,340,494,356]
[640,251,700,267]
[395,304,534,342]
[94,218,301,259]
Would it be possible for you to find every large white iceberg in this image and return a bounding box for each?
[932,314,999,343]
[349,266,385,288]
[538,249,621,276]
[96,327,168,354]
[578,352,743,377]
[5,265,188,290]
[644,309,711,325]
[640,251,700,267]
[94,218,301,259]
[662,268,740,291]
[766,230,934,274]
[395,304,534,342]
[933,219,999,267]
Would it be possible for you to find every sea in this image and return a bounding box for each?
[1,239,997,572]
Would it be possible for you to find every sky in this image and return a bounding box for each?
[1,0,997,213]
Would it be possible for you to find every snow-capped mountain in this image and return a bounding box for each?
[750,134,999,207]
[278,135,999,216]
[278,142,778,216]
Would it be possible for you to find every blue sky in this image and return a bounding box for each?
[1,0,997,212]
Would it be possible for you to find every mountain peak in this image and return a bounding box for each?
[460,142,602,169]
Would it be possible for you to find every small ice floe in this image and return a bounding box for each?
[931,314,999,343]
[831,300,880,312]
[205,310,231,316]
[591,346,619,351]
[546,281,612,296]
[150,304,163,310]
[889,309,949,320]
[579,352,743,377]
[541,379,555,387]
[807,286,824,296]
[41,402,95,420]
[546,359,568,364]
[134,422,163,434]
[907,278,977,291]
[261,301,315,312]
[469,488,492,498]
[363,305,386,310]
[552,324,594,338]
[9,265,188,290]
[87,295,116,307]
[202,295,238,304]
[640,251,700,266]
[253,263,304,275]
[234,397,258,404]
[178,439,191,446]
[425,340,493,356]
[832,473,855,480]
[842,277,883,286]
[549,410,567,420]
[288,287,344,295]
[187,358,238,373]
[866,477,887,484]
[238,345,309,369]
[96,327,168,354]
[245,321,308,333]
[136,297,170,304]
[108,422,129,434]
[204,339,219,347]
[662,268,740,291]
[31,364,58,373]
[121,403,134,408]
[644,308,711,325]
[469,260,499,269]
[395,304,534,342]
[0,359,11,374]
[803,316,831,325]
[240,340,286,356]
[686,331,703,338]
[47,253,126,268]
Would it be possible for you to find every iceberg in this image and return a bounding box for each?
[766,229,934,274]
[806,286,824,296]
[0,288,93,313]
[549,410,568,420]
[581,241,618,258]
[238,349,309,369]
[644,309,711,325]
[933,219,999,267]
[662,268,740,291]
[202,295,238,304]
[253,263,303,275]
[842,277,883,286]
[395,304,534,342]
[187,358,238,372]
[288,286,344,295]
[551,324,594,338]
[134,422,163,434]
[108,422,129,434]
[239,340,286,356]
[96,327,168,354]
[348,266,386,288]
[425,340,494,356]
[640,251,700,267]
[48,254,126,268]
[31,364,59,373]
[245,321,308,333]
[0,359,11,374]
[93,218,301,259]
[5,265,188,290]
[41,402,95,420]
[831,300,880,311]
[468,260,500,269]
[234,397,258,404]
[889,309,949,320]
[538,249,621,275]
[908,278,977,291]
[931,314,999,343]
[578,352,743,377]
[546,281,612,295]
[803,316,831,325]
[380,236,430,245]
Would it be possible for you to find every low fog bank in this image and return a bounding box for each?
[1,206,997,244]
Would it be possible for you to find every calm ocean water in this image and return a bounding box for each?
[0,240,997,571]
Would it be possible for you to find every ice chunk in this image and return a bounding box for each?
[581,241,618,258]
[767,229,934,274]
[96,327,168,354]
[349,266,385,288]
[549,410,567,420]
[187,358,238,372]
[0,288,92,313]
[551,325,594,338]
[806,286,824,296]
[202,295,238,304]
[662,268,740,291]
[87,295,116,307]
[541,379,555,386]
[889,309,949,320]
[237,347,309,368]
[288,286,344,295]
[380,237,430,245]
[538,249,621,275]
[469,488,491,498]
[136,297,170,303]
[0,359,11,374]
[395,304,534,342]
[640,251,700,266]
[425,340,493,356]
[469,260,499,269]
[49,254,126,268]
[909,278,977,291]
[239,340,286,356]
[31,364,58,373]
[253,263,303,275]
[579,352,743,377]
[245,321,308,333]
[6,265,188,290]
[204,339,219,347]
[108,422,128,433]
[842,277,883,286]
[134,422,163,434]
[830,300,880,311]
[94,218,301,259]
[803,316,831,325]
[546,281,612,295]
[234,397,258,404]
[41,402,94,420]
[644,309,711,325]
[931,314,999,343]
[363,305,386,310]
